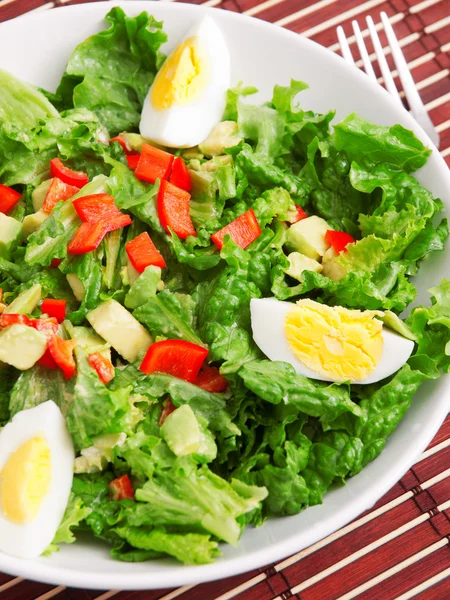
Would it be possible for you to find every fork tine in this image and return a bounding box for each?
[352,20,377,82]
[380,12,440,147]
[380,12,421,114]
[366,16,402,105]
[337,26,355,65]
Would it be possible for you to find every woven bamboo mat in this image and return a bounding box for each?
[0,0,449,598]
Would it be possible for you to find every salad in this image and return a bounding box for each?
[0,7,449,566]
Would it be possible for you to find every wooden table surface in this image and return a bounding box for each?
[0,0,449,598]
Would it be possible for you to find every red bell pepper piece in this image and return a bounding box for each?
[135,144,174,184]
[68,222,107,255]
[30,317,59,336]
[0,314,32,328]
[157,180,196,240]
[140,339,208,383]
[109,474,135,501]
[41,299,66,323]
[325,230,355,254]
[72,194,132,232]
[169,157,192,192]
[126,154,141,170]
[0,184,21,215]
[159,397,176,425]
[196,366,228,393]
[51,258,63,268]
[126,232,166,273]
[291,205,307,223]
[37,349,59,370]
[47,335,76,379]
[88,352,115,384]
[211,209,262,250]
[42,178,79,214]
[110,136,132,154]
[50,158,89,188]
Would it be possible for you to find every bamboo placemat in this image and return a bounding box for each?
[0,0,449,598]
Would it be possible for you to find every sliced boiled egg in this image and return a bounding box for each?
[251,298,415,384]
[140,16,231,148]
[0,401,74,559]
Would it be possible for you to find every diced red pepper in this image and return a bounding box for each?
[169,157,192,192]
[211,209,262,250]
[47,335,76,379]
[72,194,132,232]
[50,158,89,188]
[157,180,196,240]
[51,258,63,268]
[68,222,107,255]
[42,178,79,214]
[140,339,208,383]
[135,144,174,184]
[126,154,141,170]
[30,317,59,336]
[325,230,355,254]
[291,205,307,223]
[110,136,132,154]
[126,232,166,273]
[37,348,59,369]
[159,397,176,425]
[109,474,135,501]
[0,314,32,328]
[41,299,66,323]
[196,366,228,393]
[88,352,115,384]
[0,184,21,215]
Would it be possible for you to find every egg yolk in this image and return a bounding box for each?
[285,299,384,382]
[0,435,51,524]
[151,36,209,110]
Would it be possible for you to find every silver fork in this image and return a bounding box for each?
[337,11,440,148]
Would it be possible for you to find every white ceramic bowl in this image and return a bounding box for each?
[0,1,449,590]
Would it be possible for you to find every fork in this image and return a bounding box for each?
[337,11,440,148]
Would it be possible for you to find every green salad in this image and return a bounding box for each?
[0,7,450,565]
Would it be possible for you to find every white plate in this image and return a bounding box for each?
[0,1,449,590]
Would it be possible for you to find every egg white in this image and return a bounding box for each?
[140,16,231,148]
[0,401,74,559]
[250,298,415,385]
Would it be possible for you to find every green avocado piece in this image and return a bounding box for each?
[0,324,46,370]
[0,213,22,260]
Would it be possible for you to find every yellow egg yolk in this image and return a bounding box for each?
[285,299,384,382]
[0,435,51,524]
[151,36,209,110]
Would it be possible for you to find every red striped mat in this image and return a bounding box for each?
[0,1,449,599]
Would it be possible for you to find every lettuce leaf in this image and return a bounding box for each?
[55,7,167,135]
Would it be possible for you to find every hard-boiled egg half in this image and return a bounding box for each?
[251,298,415,384]
[0,401,74,559]
[140,16,231,148]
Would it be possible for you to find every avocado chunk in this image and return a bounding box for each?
[322,247,346,281]
[286,216,331,260]
[126,257,140,286]
[67,273,84,302]
[284,252,323,283]
[0,213,22,260]
[161,404,217,461]
[0,324,47,370]
[87,299,152,362]
[125,265,161,310]
[23,209,49,239]
[4,283,42,315]
[161,404,201,456]
[198,121,242,157]
[32,179,52,212]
